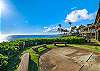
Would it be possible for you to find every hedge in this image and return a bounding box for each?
[17,36,86,45]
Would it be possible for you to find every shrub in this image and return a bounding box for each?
[17,36,85,45]
[0,54,8,71]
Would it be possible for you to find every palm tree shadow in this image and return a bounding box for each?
[79,42,100,46]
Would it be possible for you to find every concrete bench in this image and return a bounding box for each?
[54,42,67,46]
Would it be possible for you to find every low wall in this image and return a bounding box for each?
[18,53,29,71]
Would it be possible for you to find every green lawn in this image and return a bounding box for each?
[49,43,100,52]
[67,44,100,52]
[52,39,100,52]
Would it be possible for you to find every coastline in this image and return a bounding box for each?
[0,34,60,43]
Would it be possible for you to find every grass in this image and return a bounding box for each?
[51,38,100,52]
[91,39,100,45]
[47,44,57,49]
[51,43,100,52]
[67,44,100,52]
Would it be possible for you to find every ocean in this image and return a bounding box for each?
[0,35,60,42]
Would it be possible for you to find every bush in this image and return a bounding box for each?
[0,41,28,71]
[0,54,8,71]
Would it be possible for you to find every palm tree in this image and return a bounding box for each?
[68,22,72,28]
[58,24,62,33]
[76,24,85,33]
[71,26,76,33]
[68,22,72,33]
[58,24,61,28]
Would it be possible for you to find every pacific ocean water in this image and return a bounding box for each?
[7,35,60,41]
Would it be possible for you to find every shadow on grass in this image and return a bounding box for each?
[28,58,38,71]
[79,42,100,46]
[55,45,67,47]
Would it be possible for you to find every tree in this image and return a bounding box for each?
[79,24,85,28]
[58,24,61,28]
[68,22,72,33]
[71,26,77,33]
[68,22,72,28]
[58,24,62,33]
[76,24,85,33]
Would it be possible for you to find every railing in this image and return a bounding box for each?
[18,53,29,71]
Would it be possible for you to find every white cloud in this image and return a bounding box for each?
[66,28,70,31]
[71,7,77,10]
[88,11,97,20]
[43,27,48,29]
[43,25,59,32]
[65,9,96,22]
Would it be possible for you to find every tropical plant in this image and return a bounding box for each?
[68,22,72,28]
[58,24,62,33]
[71,26,77,33]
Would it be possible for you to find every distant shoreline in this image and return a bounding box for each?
[0,34,60,43]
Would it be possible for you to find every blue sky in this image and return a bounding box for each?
[0,0,99,35]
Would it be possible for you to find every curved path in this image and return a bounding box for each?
[39,47,100,71]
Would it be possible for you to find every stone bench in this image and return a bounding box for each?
[54,42,67,46]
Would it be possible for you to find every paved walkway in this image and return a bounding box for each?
[39,47,100,71]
